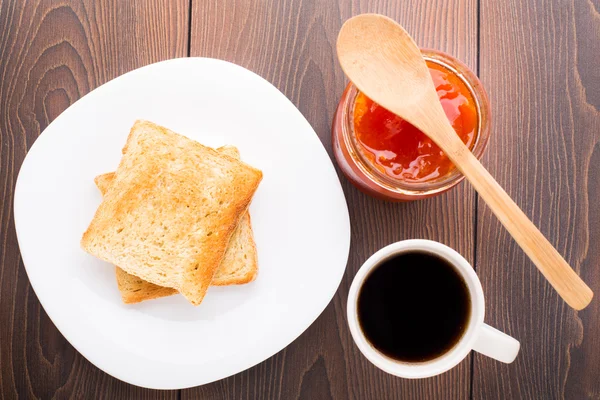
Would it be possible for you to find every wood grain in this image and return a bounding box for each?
[187,0,477,398]
[0,0,188,398]
[474,0,600,398]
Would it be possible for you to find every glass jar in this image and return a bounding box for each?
[332,49,491,201]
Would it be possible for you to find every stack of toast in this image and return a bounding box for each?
[81,120,263,306]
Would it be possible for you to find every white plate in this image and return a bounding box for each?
[14,58,350,389]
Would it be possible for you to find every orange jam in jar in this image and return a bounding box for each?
[332,49,490,201]
[353,61,478,183]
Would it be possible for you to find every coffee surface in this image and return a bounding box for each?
[357,251,471,362]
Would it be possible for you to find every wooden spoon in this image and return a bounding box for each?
[337,14,593,310]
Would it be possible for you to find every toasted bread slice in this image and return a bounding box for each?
[81,120,262,305]
[114,267,178,303]
[94,146,259,304]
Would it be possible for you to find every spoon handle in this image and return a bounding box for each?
[448,138,593,310]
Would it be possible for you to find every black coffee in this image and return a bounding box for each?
[357,251,471,362]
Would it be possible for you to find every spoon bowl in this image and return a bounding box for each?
[337,14,444,135]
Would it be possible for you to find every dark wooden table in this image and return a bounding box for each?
[1,0,598,398]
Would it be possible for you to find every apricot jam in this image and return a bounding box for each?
[332,49,490,201]
[352,61,478,183]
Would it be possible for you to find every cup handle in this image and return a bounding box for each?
[472,324,520,363]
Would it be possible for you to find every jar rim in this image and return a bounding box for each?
[339,49,491,196]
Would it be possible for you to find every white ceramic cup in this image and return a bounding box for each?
[347,239,520,379]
